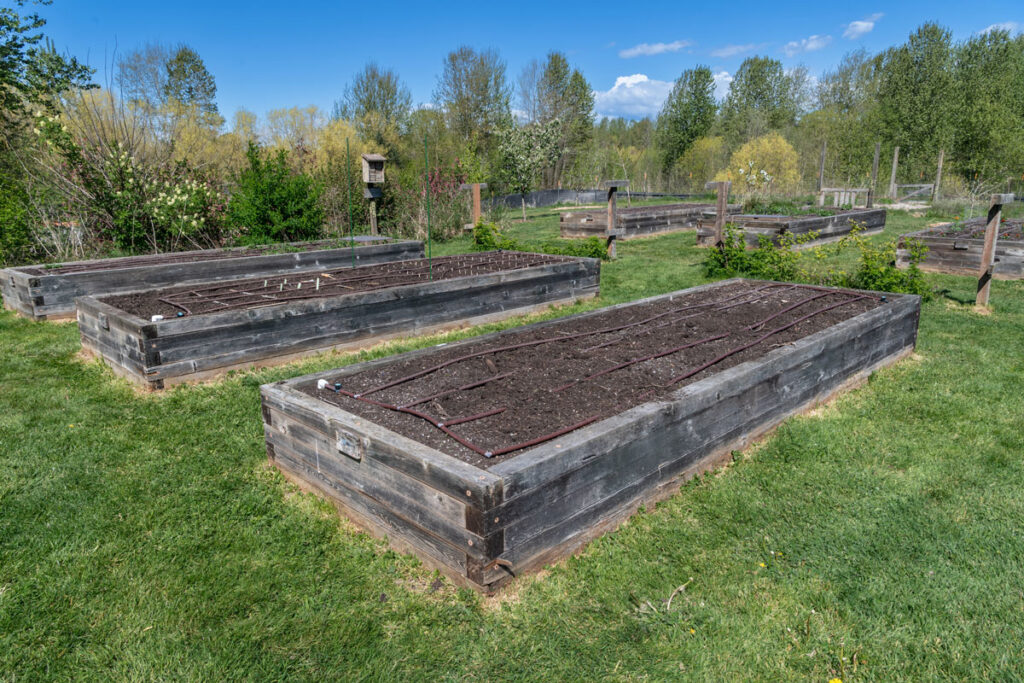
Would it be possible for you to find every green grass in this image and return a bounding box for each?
[2,209,1023,680]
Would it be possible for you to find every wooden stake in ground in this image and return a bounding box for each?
[705,181,731,248]
[888,146,900,199]
[602,180,628,259]
[459,183,489,230]
[932,149,945,202]
[868,142,881,208]
[977,193,1015,307]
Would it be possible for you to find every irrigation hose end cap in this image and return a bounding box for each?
[150,314,164,322]
[317,379,329,390]
[881,295,888,302]
[333,382,342,392]
[176,311,184,317]
[484,451,493,458]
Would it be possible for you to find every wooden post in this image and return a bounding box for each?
[601,180,629,259]
[817,140,827,193]
[977,193,1014,306]
[368,200,378,235]
[932,149,945,202]
[888,146,900,199]
[705,180,731,248]
[459,182,489,230]
[868,142,880,208]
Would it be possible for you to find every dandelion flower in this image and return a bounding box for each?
[759,562,766,568]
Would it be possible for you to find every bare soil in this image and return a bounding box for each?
[305,281,883,468]
[102,251,575,319]
[19,236,389,276]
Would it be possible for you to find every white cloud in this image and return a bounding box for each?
[710,43,757,58]
[980,21,1023,34]
[619,40,692,58]
[593,74,674,118]
[782,34,832,57]
[712,71,733,99]
[844,13,884,39]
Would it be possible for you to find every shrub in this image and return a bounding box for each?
[227,142,324,244]
[704,222,932,299]
[715,132,801,195]
[471,221,609,260]
[385,161,469,241]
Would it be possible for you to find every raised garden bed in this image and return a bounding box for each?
[696,208,887,248]
[77,251,600,389]
[1,236,420,321]
[261,278,920,592]
[560,202,741,239]
[897,218,1024,278]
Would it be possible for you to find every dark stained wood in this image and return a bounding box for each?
[77,255,601,389]
[696,208,887,248]
[261,278,921,593]
[1,239,423,321]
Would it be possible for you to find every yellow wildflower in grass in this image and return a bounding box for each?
[759,562,766,568]
[829,678,842,683]
[689,628,695,635]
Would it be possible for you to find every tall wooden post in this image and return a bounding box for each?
[459,182,489,230]
[868,142,881,208]
[932,149,945,202]
[817,140,827,192]
[705,180,731,248]
[977,193,1014,306]
[601,180,628,259]
[368,199,378,235]
[888,146,900,199]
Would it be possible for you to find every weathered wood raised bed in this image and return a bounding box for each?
[77,251,600,389]
[1,237,421,321]
[560,202,741,239]
[261,279,920,593]
[897,219,1024,278]
[696,208,887,248]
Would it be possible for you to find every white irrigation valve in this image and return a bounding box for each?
[151,315,164,322]
[317,379,329,390]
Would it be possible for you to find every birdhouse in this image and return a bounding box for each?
[361,154,386,184]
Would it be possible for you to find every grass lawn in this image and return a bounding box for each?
[2,207,1023,680]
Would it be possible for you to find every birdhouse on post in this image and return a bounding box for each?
[361,154,386,235]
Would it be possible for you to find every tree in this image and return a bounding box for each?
[952,29,1024,184]
[115,42,173,115]
[656,65,716,175]
[164,46,220,124]
[335,62,411,158]
[719,56,804,145]
[716,132,801,195]
[496,120,560,220]
[227,142,324,243]
[434,46,511,153]
[876,23,955,179]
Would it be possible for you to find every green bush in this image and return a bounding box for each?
[471,221,608,260]
[227,142,324,244]
[0,175,33,266]
[704,223,932,299]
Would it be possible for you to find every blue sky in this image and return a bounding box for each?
[41,0,1023,123]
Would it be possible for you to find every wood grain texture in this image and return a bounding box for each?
[1,240,423,320]
[263,279,920,593]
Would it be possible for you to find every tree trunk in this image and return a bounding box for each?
[521,195,527,221]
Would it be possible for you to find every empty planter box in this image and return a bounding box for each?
[1,237,421,321]
[77,251,600,389]
[260,278,920,592]
[696,208,887,248]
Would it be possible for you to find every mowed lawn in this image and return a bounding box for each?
[2,208,1023,681]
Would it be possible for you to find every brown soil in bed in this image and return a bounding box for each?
[102,251,575,319]
[926,217,1023,241]
[19,236,389,276]
[305,281,883,468]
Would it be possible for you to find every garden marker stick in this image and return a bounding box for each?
[424,137,432,281]
[346,138,355,269]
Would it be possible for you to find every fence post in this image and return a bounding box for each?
[868,142,880,208]
[601,180,629,259]
[977,193,1014,306]
[704,180,731,248]
[888,146,900,199]
[932,149,945,202]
